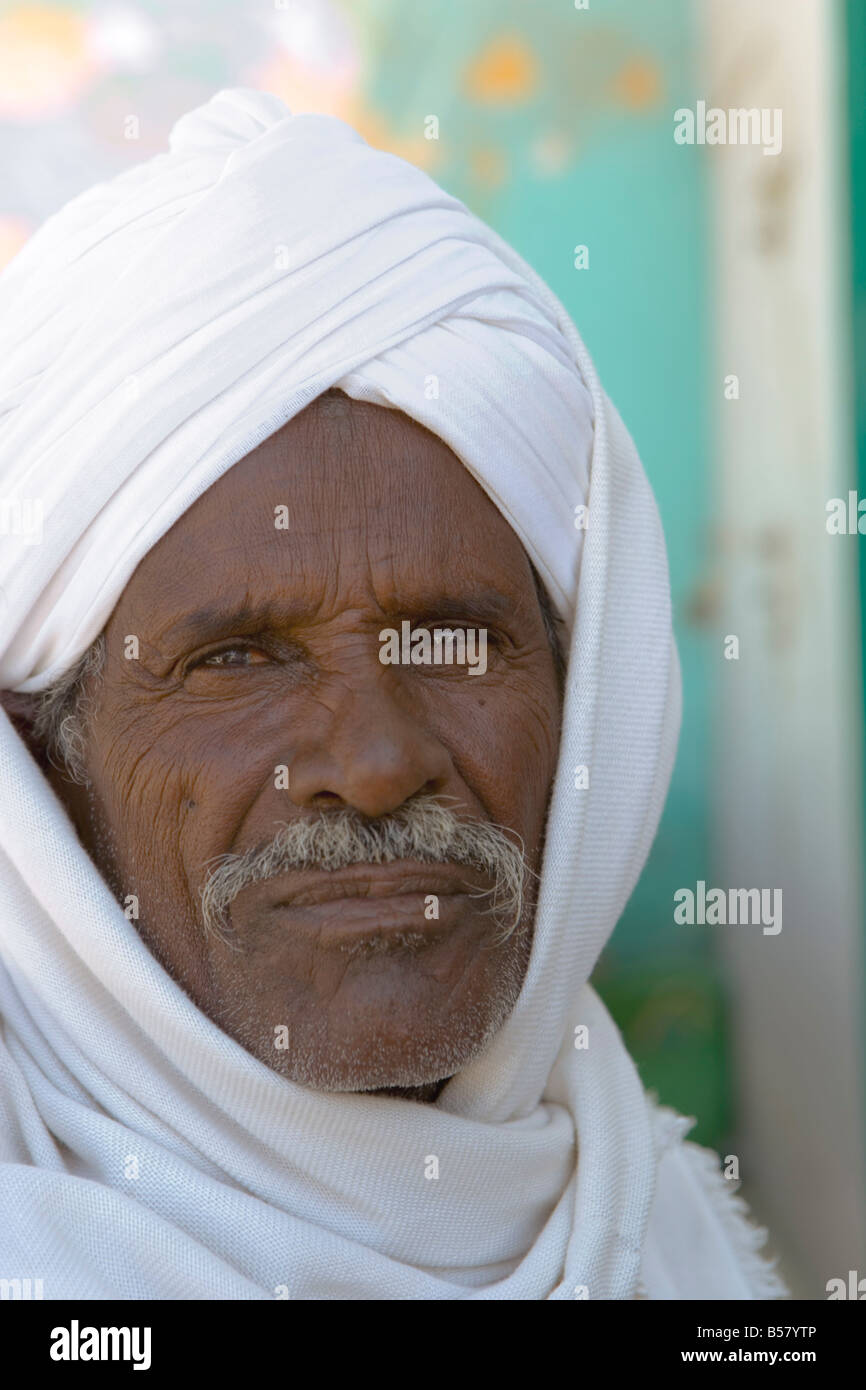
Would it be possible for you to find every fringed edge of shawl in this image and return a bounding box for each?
[637,1097,791,1301]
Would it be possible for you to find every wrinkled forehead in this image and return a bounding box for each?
[110,391,545,644]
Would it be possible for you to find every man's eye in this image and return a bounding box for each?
[420,624,503,648]
[194,646,271,669]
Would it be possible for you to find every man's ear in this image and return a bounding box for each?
[0,689,50,767]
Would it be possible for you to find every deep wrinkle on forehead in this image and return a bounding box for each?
[120,400,540,655]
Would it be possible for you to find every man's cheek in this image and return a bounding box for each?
[466,698,557,814]
[91,747,195,898]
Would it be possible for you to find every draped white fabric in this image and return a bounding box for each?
[0,89,785,1299]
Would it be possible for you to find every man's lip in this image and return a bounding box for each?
[259,860,491,910]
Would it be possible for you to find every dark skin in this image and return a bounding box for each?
[4,395,562,1098]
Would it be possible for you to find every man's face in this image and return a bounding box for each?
[52,396,562,1093]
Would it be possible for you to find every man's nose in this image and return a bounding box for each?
[284,672,454,819]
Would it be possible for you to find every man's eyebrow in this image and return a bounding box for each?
[158,601,295,646]
[400,590,513,625]
[157,588,514,648]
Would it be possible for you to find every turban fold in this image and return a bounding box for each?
[0,90,786,1299]
[0,87,593,693]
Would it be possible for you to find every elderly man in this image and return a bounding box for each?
[0,89,785,1300]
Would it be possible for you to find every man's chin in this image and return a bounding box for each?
[232,1007,513,1095]
[209,915,534,1093]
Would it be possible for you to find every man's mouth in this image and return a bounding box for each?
[268,860,489,908]
[242,860,495,947]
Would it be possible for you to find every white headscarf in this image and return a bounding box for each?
[0,89,786,1299]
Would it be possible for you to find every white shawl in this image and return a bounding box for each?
[0,89,786,1299]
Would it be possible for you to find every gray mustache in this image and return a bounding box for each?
[200,795,531,945]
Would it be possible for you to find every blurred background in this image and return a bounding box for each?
[0,0,863,1297]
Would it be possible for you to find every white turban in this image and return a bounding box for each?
[0,89,785,1299]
